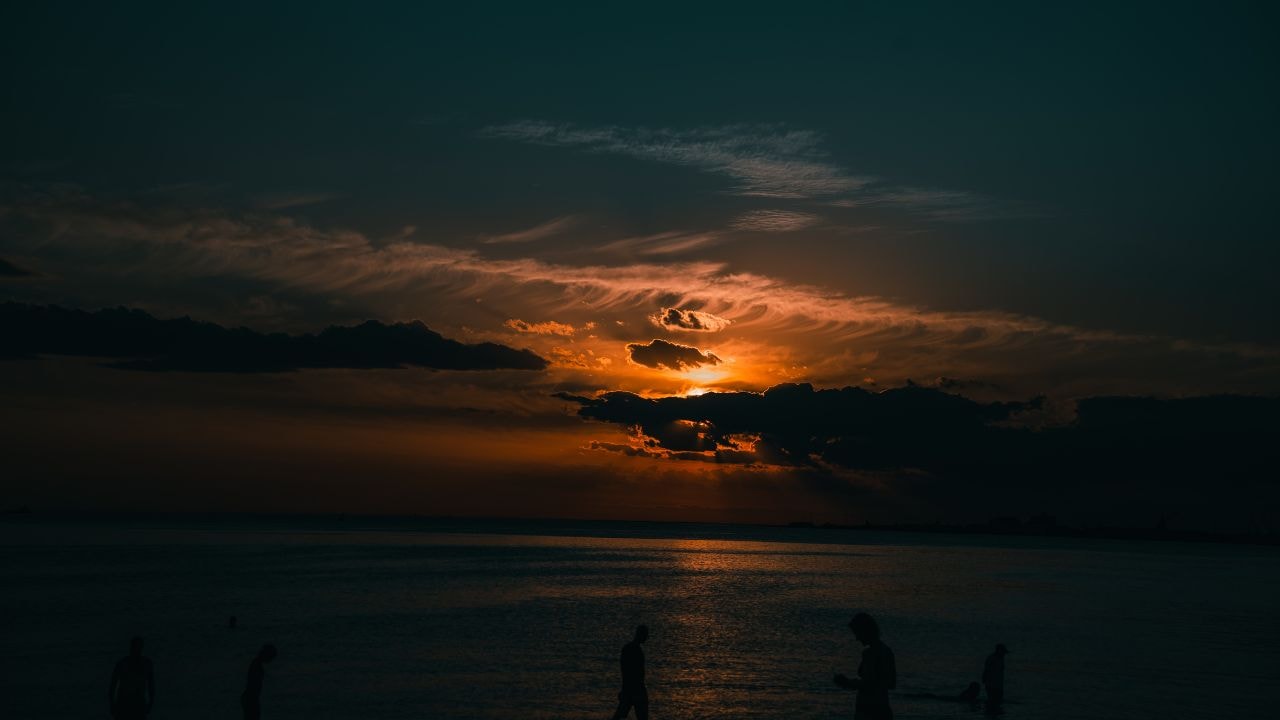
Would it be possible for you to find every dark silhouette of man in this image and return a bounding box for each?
[241,643,277,720]
[983,644,1008,711]
[834,613,896,720]
[108,636,155,720]
[612,624,649,720]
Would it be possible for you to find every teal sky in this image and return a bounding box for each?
[6,3,1278,341]
[3,3,1278,524]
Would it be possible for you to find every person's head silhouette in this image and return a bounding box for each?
[994,643,1009,656]
[129,636,144,658]
[634,624,649,643]
[848,613,880,646]
[259,644,278,663]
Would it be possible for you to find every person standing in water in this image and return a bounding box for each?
[983,644,1008,711]
[108,636,155,720]
[612,624,649,720]
[834,613,896,720]
[241,643,277,720]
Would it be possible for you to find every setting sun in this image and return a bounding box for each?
[680,366,730,386]
[3,4,1277,720]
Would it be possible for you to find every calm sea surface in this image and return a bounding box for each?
[2,517,1278,719]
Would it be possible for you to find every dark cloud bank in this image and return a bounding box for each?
[1,302,547,372]
[559,383,1280,522]
[626,339,721,370]
[650,307,730,333]
[0,258,34,277]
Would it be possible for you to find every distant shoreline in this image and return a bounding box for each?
[778,518,1280,547]
[3,509,1278,549]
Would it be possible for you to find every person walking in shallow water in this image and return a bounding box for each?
[834,613,896,720]
[983,644,1008,712]
[612,625,649,720]
[241,644,277,720]
[108,636,155,720]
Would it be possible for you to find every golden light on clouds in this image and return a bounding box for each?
[679,365,731,386]
[8,193,1277,404]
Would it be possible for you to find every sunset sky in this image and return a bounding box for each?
[3,4,1278,528]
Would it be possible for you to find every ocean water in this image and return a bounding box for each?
[2,517,1278,719]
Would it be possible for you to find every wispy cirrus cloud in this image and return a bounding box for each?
[596,230,723,256]
[479,216,576,244]
[252,192,343,211]
[0,193,1175,350]
[831,188,1007,222]
[730,209,821,232]
[481,121,1020,224]
[4,191,1276,396]
[480,121,869,199]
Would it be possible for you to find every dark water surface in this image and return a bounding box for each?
[3,517,1278,719]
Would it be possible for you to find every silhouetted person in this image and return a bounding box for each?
[229,615,238,629]
[108,636,155,720]
[834,613,896,720]
[983,644,1008,712]
[241,644,277,720]
[612,625,649,720]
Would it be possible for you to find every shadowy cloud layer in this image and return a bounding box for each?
[2,303,548,372]
[650,307,731,333]
[1,258,33,277]
[626,339,722,370]
[562,382,1035,466]
[559,383,1280,492]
